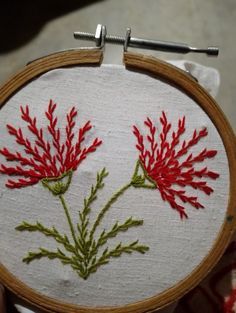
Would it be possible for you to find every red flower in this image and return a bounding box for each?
[133,111,219,219]
[0,100,102,188]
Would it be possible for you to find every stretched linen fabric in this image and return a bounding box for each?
[0,60,223,313]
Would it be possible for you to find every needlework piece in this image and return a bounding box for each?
[133,111,219,219]
[0,66,229,306]
[0,100,149,279]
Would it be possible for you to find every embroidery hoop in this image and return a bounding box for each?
[0,26,235,313]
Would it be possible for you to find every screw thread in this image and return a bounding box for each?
[74,32,95,41]
[74,32,125,44]
[105,35,125,44]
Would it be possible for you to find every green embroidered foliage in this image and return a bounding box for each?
[89,217,144,257]
[16,168,149,280]
[15,222,76,255]
[98,217,144,244]
[89,182,132,242]
[131,160,156,189]
[23,248,75,265]
[77,168,108,247]
[42,170,73,195]
[87,218,144,269]
[87,241,149,275]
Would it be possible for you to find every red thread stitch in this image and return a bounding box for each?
[133,111,219,219]
[0,100,102,188]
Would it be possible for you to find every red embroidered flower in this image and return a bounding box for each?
[133,111,219,219]
[0,100,102,189]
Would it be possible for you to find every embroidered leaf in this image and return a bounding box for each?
[75,168,109,258]
[87,241,149,275]
[3,100,149,279]
[17,168,149,280]
[23,248,74,265]
[89,217,144,259]
[74,169,149,279]
[133,111,219,219]
[89,182,133,242]
[16,221,78,256]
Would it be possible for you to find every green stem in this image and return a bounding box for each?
[42,170,73,196]
[139,160,157,187]
[132,159,140,179]
[89,182,132,241]
[59,195,78,248]
[135,184,156,189]
[88,160,155,244]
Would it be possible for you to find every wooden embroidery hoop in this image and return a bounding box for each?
[0,36,235,313]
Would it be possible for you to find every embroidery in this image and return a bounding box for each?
[0,100,101,188]
[16,168,148,279]
[0,103,220,277]
[132,111,219,219]
[0,100,148,279]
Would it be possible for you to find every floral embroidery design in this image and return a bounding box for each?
[0,100,149,280]
[0,101,101,189]
[0,104,220,278]
[132,111,219,219]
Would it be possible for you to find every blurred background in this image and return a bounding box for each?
[0,0,235,126]
[0,0,235,132]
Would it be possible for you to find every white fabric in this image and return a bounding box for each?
[15,306,35,313]
[169,60,220,98]
[0,61,225,312]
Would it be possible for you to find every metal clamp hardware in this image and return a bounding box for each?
[74,24,219,56]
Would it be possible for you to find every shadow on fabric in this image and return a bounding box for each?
[0,0,102,53]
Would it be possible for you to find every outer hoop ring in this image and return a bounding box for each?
[0,49,235,313]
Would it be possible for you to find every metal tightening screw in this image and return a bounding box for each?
[74,24,219,56]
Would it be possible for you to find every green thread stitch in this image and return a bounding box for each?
[1,102,152,280]
[16,164,151,280]
[41,170,73,196]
